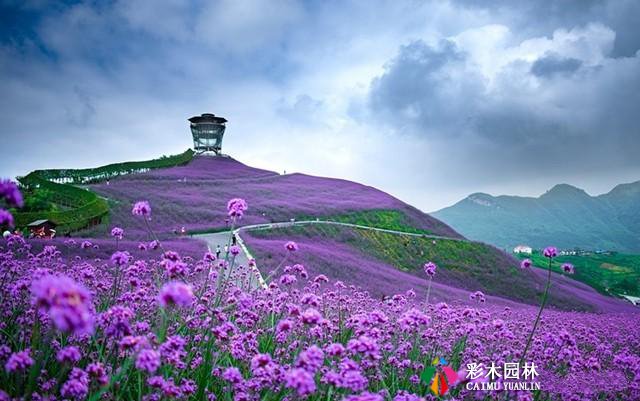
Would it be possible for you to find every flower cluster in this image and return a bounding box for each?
[0,178,23,230]
[0,179,23,208]
[31,275,94,335]
[543,246,558,258]
[0,199,637,401]
[227,198,248,218]
[132,200,152,217]
[110,227,124,239]
[423,262,437,277]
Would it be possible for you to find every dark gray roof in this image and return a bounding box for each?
[188,113,227,124]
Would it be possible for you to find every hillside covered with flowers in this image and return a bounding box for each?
[0,184,639,400]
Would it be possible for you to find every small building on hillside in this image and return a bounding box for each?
[513,244,532,254]
[27,219,57,239]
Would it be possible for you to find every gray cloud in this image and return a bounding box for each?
[453,0,640,57]
[1,0,640,212]
[530,53,582,77]
[367,22,640,185]
[368,40,482,138]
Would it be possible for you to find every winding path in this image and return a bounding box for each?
[193,219,464,290]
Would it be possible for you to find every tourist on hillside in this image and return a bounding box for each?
[216,245,221,259]
[224,245,229,254]
[232,235,237,246]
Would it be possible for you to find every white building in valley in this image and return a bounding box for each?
[513,245,533,254]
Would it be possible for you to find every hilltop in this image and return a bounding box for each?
[87,155,460,240]
[433,182,640,252]
[77,155,632,312]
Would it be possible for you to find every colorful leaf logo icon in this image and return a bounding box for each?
[423,356,459,396]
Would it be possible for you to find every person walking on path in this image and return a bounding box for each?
[216,245,221,259]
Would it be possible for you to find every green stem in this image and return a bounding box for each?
[263,253,290,284]
[143,218,165,254]
[519,257,553,366]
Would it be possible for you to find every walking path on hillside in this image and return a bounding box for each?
[235,219,465,241]
[193,220,637,311]
[194,230,266,289]
[193,219,465,290]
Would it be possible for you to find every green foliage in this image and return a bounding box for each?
[29,149,194,184]
[14,173,109,233]
[249,224,591,308]
[12,149,194,234]
[299,209,434,235]
[20,188,58,213]
[516,252,640,297]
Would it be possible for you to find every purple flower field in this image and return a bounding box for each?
[1,223,639,400]
[86,156,459,240]
[1,168,639,400]
[241,227,637,314]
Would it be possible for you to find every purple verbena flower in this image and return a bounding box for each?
[136,349,161,373]
[296,345,325,372]
[0,179,23,207]
[222,367,243,384]
[469,290,486,303]
[110,251,130,266]
[5,350,33,373]
[57,346,82,364]
[31,275,94,335]
[60,368,89,399]
[423,262,437,277]
[132,201,151,217]
[158,282,194,308]
[227,198,248,218]
[301,308,322,325]
[521,259,532,269]
[285,368,316,397]
[562,263,575,274]
[0,209,14,228]
[280,274,297,285]
[86,362,108,386]
[543,246,558,258]
[343,391,383,401]
[110,227,124,239]
[285,241,299,252]
[229,245,241,256]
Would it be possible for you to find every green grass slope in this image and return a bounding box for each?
[244,224,598,311]
[515,251,640,297]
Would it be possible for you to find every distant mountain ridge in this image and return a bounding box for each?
[432,181,640,252]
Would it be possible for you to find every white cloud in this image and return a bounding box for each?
[194,0,303,54]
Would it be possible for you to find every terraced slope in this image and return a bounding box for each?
[12,150,194,234]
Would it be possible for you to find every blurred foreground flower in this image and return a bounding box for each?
[159,282,194,308]
[32,275,94,335]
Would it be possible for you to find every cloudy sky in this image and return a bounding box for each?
[1,0,639,211]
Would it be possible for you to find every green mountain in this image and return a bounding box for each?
[432,182,640,252]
